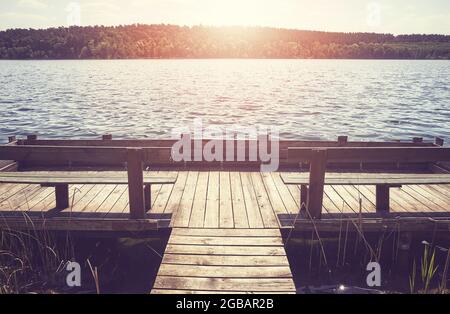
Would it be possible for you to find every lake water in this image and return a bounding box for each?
[0,59,449,144]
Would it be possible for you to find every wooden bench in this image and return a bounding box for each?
[282,173,450,215]
[0,171,177,213]
[286,147,450,219]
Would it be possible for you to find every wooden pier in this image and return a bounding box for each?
[152,228,295,294]
[1,135,449,294]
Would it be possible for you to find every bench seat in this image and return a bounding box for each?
[0,171,177,211]
[282,173,450,213]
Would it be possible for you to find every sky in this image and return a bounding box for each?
[0,0,449,34]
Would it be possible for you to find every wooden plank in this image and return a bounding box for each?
[14,186,54,211]
[251,172,279,228]
[98,185,127,215]
[0,184,32,204]
[171,228,281,237]
[240,172,264,228]
[23,138,436,148]
[189,172,209,228]
[343,185,376,212]
[293,218,450,232]
[165,172,189,215]
[168,236,283,246]
[0,217,158,231]
[415,185,450,205]
[230,172,249,228]
[0,145,173,164]
[153,277,295,292]
[70,184,107,213]
[164,244,286,256]
[219,172,234,228]
[151,182,174,214]
[261,172,288,215]
[173,172,198,227]
[0,171,177,185]
[106,186,129,215]
[409,185,450,210]
[150,171,177,214]
[287,147,450,163]
[401,185,447,212]
[332,185,370,213]
[80,184,117,214]
[204,172,219,228]
[157,264,292,278]
[282,173,450,185]
[162,254,288,266]
[1,184,42,210]
[324,186,354,214]
[389,187,425,213]
[271,173,299,215]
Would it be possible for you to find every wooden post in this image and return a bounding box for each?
[8,136,16,143]
[300,185,308,211]
[55,184,69,210]
[338,136,348,146]
[144,184,151,212]
[27,134,37,141]
[102,134,112,140]
[435,137,444,147]
[413,137,423,144]
[306,149,327,219]
[127,149,145,219]
[376,185,390,213]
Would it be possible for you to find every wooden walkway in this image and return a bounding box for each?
[1,171,449,227]
[151,228,296,294]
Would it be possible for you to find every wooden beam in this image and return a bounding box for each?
[290,218,450,233]
[338,136,348,146]
[0,218,159,232]
[55,184,69,210]
[21,138,436,148]
[375,185,390,213]
[288,147,450,163]
[300,185,308,211]
[144,184,151,212]
[127,149,145,219]
[435,137,444,147]
[306,149,327,219]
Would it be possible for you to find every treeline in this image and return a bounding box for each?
[0,24,449,59]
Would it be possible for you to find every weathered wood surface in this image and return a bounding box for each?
[152,228,296,294]
[0,171,177,184]
[21,138,437,148]
[289,217,450,232]
[0,172,449,230]
[287,147,450,163]
[0,217,159,231]
[282,173,450,185]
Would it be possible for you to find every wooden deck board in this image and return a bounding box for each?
[152,228,296,294]
[0,172,449,228]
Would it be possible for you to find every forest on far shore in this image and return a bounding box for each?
[0,24,449,60]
